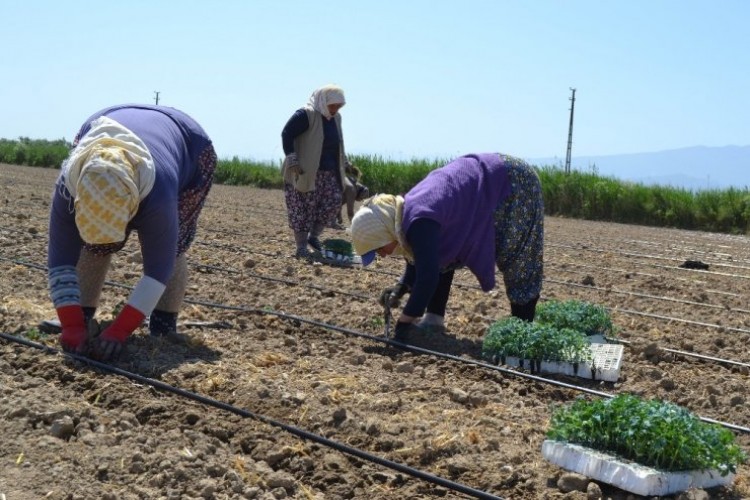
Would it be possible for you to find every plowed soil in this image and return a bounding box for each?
[1,163,748,500]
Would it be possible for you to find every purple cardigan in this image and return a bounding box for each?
[402,153,512,292]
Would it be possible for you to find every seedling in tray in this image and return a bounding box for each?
[320,238,360,264]
[482,317,592,365]
[535,299,616,337]
[323,238,353,257]
[546,394,746,475]
[543,394,746,495]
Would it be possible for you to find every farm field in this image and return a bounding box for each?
[1,162,749,500]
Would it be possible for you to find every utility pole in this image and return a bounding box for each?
[154,91,160,105]
[564,87,576,174]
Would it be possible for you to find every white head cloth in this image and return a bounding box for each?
[305,84,346,119]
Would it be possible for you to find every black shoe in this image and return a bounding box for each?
[38,319,62,334]
[308,237,323,252]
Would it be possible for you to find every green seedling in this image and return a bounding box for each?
[369,316,384,329]
[23,327,47,342]
[536,299,616,337]
[322,238,354,257]
[482,317,592,364]
[547,394,746,475]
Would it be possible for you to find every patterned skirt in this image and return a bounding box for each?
[493,155,545,305]
[284,170,342,233]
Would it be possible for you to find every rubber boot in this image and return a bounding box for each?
[294,231,310,257]
[149,309,178,337]
[308,223,324,252]
[510,296,539,322]
[150,254,187,336]
[82,306,97,325]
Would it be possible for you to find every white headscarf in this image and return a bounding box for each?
[305,84,346,119]
[350,194,414,263]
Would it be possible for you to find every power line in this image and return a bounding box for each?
[564,88,576,174]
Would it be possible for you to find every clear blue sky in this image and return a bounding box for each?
[2,1,748,162]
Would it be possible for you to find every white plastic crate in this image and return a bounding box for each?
[499,343,624,382]
[318,250,362,266]
[542,439,734,496]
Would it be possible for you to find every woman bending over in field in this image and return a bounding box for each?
[47,104,216,360]
[350,153,544,341]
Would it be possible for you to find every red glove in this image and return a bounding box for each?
[92,305,145,361]
[57,305,87,353]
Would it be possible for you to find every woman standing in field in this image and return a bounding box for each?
[47,104,216,360]
[350,153,544,341]
[281,84,349,257]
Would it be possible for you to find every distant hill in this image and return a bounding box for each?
[529,145,750,190]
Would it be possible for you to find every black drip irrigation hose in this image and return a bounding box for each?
[192,263,371,301]
[177,299,750,435]
[194,204,750,270]
[365,265,750,335]
[191,259,750,370]
[193,258,750,367]
[191,238,750,321]
[612,338,750,370]
[199,203,750,267]
[4,223,749,315]
[0,333,504,500]
[544,277,750,315]
[547,242,750,276]
[0,256,750,374]
[605,237,750,267]
[1,256,749,433]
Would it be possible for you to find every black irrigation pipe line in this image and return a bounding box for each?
[188,241,750,337]
[0,333,504,500]
[7,250,750,385]
[2,256,747,435]
[6,256,750,437]
[545,279,750,335]
[5,219,738,313]
[544,277,750,315]
[203,202,748,261]
[547,242,750,276]
[189,259,750,370]
[611,337,750,370]
[198,203,750,270]
[599,234,750,263]
[191,238,750,320]
[553,235,750,267]
[546,261,746,298]
[192,262,372,301]
[5,230,750,338]
[212,248,750,335]
[367,265,750,335]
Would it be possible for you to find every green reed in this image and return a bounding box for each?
[4,141,750,235]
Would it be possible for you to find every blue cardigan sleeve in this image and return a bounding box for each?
[281,109,309,154]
